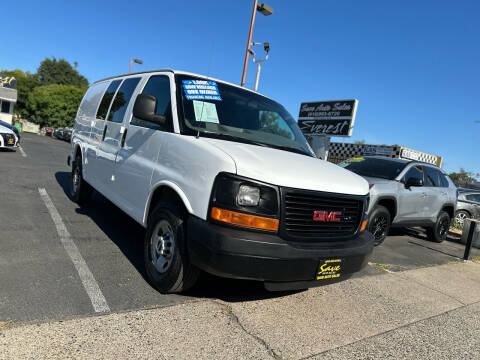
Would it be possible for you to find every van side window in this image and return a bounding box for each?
[78,82,109,119]
[107,77,141,123]
[96,80,121,120]
[131,75,172,131]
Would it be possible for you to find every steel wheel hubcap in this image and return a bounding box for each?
[150,220,175,273]
[72,167,80,194]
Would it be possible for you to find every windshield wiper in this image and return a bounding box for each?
[266,144,313,157]
[197,131,270,147]
[196,131,312,157]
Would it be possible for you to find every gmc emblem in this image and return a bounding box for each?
[313,211,342,222]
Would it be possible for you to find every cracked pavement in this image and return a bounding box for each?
[1,260,479,359]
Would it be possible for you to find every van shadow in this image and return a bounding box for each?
[55,171,298,302]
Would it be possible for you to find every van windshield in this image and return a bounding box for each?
[175,74,314,157]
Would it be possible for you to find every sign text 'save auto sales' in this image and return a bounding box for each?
[298,99,358,137]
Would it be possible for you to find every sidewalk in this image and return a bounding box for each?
[1,261,479,360]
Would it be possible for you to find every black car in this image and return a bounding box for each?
[54,128,65,140]
[63,128,73,142]
[0,120,20,143]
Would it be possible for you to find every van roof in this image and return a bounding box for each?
[92,69,268,98]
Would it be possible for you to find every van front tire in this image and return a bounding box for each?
[70,154,93,205]
[144,203,199,294]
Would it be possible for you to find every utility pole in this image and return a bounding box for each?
[129,57,144,73]
[240,2,273,87]
[249,42,270,92]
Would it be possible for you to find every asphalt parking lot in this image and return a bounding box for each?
[1,133,478,324]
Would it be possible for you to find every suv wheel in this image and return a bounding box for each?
[144,202,200,294]
[367,205,391,246]
[454,210,470,225]
[70,154,93,204]
[426,211,450,243]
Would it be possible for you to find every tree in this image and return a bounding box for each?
[36,57,88,88]
[449,168,480,186]
[27,84,87,127]
[0,69,39,117]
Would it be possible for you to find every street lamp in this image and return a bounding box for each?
[240,1,274,87]
[129,57,144,73]
[249,42,270,92]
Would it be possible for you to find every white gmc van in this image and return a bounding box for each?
[68,69,374,293]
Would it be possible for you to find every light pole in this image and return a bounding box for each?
[129,57,143,73]
[249,42,270,92]
[240,1,273,87]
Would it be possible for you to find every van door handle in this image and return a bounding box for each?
[121,129,127,148]
[101,125,107,141]
[421,192,427,198]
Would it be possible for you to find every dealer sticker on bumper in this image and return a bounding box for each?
[317,259,342,280]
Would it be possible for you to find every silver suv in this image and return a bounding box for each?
[340,156,457,245]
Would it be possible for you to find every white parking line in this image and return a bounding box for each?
[18,146,27,157]
[38,188,110,313]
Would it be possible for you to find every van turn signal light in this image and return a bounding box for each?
[360,219,368,232]
[211,207,279,232]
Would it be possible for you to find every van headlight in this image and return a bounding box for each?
[237,185,260,206]
[210,173,279,231]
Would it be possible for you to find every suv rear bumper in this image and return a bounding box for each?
[187,216,374,291]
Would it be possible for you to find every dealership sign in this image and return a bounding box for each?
[0,74,17,89]
[298,99,358,137]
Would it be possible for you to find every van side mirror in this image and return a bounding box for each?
[133,94,166,127]
[405,177,424,188]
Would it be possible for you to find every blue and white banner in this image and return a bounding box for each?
[182,80,222,101]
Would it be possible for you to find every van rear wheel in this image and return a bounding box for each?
[70,154,93,204]
[144,203,199,294]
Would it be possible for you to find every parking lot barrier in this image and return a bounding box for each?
[462,219,479,260]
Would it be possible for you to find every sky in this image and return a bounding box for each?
[2,0,479,175]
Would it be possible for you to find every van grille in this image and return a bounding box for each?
[281,189,364,240]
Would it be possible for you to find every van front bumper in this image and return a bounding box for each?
[187,216,374,291]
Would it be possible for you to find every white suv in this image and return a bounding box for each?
[69,69,374,293]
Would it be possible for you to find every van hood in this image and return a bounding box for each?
[201,138,369,196]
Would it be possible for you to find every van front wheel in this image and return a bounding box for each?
[144,203,199,294]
